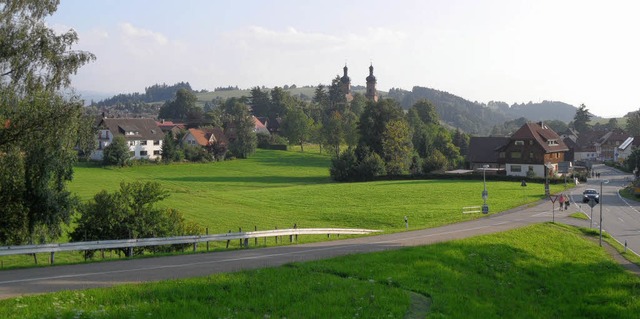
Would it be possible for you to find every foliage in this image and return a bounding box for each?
[75,113,97,161]
[158,88,203,121]
[0,0,95,245]
[381,119,412,175]
[102,136,130,167]
[70,181,201,257]
[183,144,212,162]
[358,99,405,157]
[161,131,179,163]
[95,82,192,107]
[625,109,640,136]
[572,103,592,133]
[422,149,448,173]
[281,106,312,151]
[223,99,257,159]
[0,147,28,245]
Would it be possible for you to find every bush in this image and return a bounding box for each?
[183,145,213,162]
[70,181,201,258]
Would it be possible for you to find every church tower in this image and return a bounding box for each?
[365,63,379,102]
[340,64,353,102]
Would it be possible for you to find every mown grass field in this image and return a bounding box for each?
[1,223,638,318]
[1,148,570,268]
[69,149,564,234]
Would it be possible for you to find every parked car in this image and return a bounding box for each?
[582,189,599,203]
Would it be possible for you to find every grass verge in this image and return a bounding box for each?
[1,224,638,318]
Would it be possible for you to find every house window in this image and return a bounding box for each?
[511,151,521,159]
[515,140,524,146]
[154,140,160,145]
[529,152,533,159]
[548,140,558,146]
[153,150,160,155]
[528,166,534,172]
[511,165,522,172]
[499,152,505,158]
[529,140,533,145]
[141,140,147,145]
[129,141,136,146]
[140,151,148,156]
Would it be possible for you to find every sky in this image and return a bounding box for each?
[48,0,640,118]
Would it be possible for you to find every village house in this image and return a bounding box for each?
[496,122,569,177]
[182,127,228,148]
[92,118,165,161]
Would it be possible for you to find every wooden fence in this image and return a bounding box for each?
[0,228,381,265]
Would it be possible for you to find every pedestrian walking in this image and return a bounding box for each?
[559,193,565,211]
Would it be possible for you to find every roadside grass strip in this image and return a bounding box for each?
[1,224,638,318]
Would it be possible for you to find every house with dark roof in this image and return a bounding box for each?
[466,136,509,170]
[497,122,569,177]
[92,118,165,161]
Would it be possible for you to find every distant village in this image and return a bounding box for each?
[89,64,640,181]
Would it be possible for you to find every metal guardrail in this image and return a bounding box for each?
[0,228,382,263]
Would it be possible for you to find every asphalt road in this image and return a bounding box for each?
[1,170,638,300]
[566,164,640,255]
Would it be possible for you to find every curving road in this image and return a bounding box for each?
[1,168,638,300]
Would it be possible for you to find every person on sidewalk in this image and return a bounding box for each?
[559,193,565,211]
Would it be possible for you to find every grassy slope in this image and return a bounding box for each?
[1,224,638,318]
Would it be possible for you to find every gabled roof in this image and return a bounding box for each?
[509,122,569,153]
[99,118,164,141]
[253,116,270,135]
[185,127,228,147]
[467,136,509,163]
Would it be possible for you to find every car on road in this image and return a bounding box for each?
[582,189,599,203]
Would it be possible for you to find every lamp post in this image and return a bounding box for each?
[599,179,609,246]
[482,164,489,214]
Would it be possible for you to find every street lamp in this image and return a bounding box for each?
[599,179,609,246]
[482,164,489,214]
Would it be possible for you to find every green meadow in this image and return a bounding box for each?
[69,149,564,234]
[2,223,638,318]
[1,148,568,268]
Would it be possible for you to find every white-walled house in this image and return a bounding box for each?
[91,118,165,161]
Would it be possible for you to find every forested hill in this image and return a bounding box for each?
[387,86,510,135]
[487,100,577,123]
[94,82,192,107]
[387,86,579,135]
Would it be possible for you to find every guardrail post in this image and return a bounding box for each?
[128,246,133,257]
[254,226,258,246]
[50,252,55,265]
[206,228,209,251]
[294,223,298,243]
[193,242,197,252]
[239,227,243,247]
[275,226,278,244]
[226,230,231,248]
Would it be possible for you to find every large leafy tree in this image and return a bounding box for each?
[281,107,312,152]
[223,99,257,159]
[249,86,271,118]
[572,104,592,133]
[625,109,640,136]
[158,88,202,121]
[358,99,404,156]
[0,0,94,245]
[381,119,412,175]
